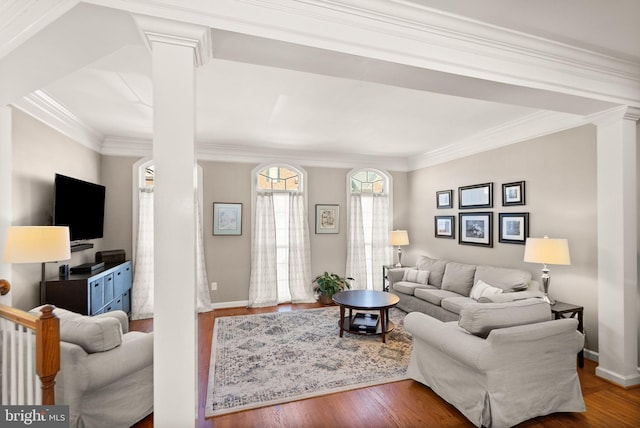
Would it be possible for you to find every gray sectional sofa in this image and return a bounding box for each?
[388,255,544,321]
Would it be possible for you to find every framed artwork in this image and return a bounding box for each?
[435,216,455,239]
[459,212,493,247]
[436,190,453,209]
[315,204,339,234]
[502,181,525,206]
[459,183,493,209]
[499,212,529,244]
[213,202,242,235]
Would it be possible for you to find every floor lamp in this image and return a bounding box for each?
[3,226,71,304]
[523,235,571,304]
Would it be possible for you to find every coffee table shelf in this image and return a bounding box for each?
[341,314,395,336]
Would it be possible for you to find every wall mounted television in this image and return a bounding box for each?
[53,174,106,242]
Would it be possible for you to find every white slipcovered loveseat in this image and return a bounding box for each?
[405,298,586,427]
[388,255,544,321]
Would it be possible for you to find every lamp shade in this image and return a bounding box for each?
[390,230,410,246]
[4,226,71,263]
[523,236,571,265]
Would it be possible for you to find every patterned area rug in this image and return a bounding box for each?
[205,306,412,417]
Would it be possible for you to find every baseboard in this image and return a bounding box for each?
[595,366,640,387]
[212,300,249,309]
[584,348,599,362]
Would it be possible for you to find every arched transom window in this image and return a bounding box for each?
[257,166,300,191]
[350,169,385,194]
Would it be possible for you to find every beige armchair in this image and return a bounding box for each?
[31,306,153,428]
[404,299,585,427]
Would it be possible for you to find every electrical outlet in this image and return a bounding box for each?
[210,282,217,291]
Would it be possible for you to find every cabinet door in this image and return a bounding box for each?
[114,262,132,295]
[103,273,115,303]
[122,290,131,314]
[90,277,104,313]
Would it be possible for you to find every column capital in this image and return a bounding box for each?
[591,105,640,126]
[133,14,212,67]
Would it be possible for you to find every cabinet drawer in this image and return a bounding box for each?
[114,263,132,295]
[90,278,104,311]
[122,290,131,314]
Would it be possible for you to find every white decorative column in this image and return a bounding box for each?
[0,106,12,305]
[595,106,640,387]
[135,16,211,427]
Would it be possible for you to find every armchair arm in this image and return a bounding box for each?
[94,310,129,333]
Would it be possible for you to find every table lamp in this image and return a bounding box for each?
[3,226,71,303]
[523,235,571,304]
[390,230,410,267]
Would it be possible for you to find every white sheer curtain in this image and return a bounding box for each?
[346,194,367,290]
[346,193,392,290]
[132,187,213,320]
[132,187,154,320]
[248,192,278,307]
[288,193,315,303]
[371,193,392,290]
[195,197,214,312]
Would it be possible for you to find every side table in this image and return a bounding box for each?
[382,264,396,292]
[551,301,584,368]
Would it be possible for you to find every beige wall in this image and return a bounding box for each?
[11,109,104,310]
[406,125,599,351]
[101,155,136,257]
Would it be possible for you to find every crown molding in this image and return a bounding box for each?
[408,110,590,170]
[12,90,103,152]
[90,0,640,109]
[102,136,152,157]
[0,0,78,59]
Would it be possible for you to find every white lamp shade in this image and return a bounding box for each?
[4,226,71,263]
[390,230,410,246]
[523,237,571,265]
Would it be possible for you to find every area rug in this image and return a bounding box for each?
[205,306,412,417]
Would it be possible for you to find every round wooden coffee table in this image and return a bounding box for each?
[332,290,400,343]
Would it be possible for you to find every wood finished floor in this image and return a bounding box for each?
[130,303,640,427]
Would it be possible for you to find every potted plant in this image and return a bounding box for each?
[313,272,353,305]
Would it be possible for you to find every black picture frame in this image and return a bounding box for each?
[459,183,493,209]
[435,216,455,239]
[459,212,493,247]
[436,190,453,209]
[213,202,242,235]
[502,181,525,206]
[499,212,529,244]
[315,204,340,234]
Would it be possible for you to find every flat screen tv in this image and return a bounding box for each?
[53,174,106,242]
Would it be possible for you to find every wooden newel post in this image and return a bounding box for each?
[35,305,60,405]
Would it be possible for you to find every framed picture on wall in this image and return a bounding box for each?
[502,181,525,206]
[499,212,529,244]
[459,212,493,247]
[316,204,340,234]
[459,183,493,209]
[213,202,242,235]
[435,216,455,239]
[436,190,453,209]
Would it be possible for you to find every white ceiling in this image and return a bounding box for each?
[9,0,640,167]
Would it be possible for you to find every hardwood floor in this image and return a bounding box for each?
[130,303,640,427]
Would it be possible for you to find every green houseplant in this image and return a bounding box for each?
[313,272,353,305]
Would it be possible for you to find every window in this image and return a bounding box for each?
[346,168,392,290]
[249,164,314,307]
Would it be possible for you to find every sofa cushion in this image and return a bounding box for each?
[414,288,460,306]
[474,265,532,292]
[59,315,123,353]
[402,269,430,285]
[458,298,552,338]
[440,296,477,314]
[470,280,504,300]
[393,282,435,295]
[441,262,477,296]
[415,256,447,288]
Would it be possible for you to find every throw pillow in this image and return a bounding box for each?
[458,298,552,338]
[441,262,476,296]
[470,279,504,300]
[415,256,447,287]
[402,269,430,284]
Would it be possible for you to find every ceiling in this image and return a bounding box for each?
[7,0,640,168]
